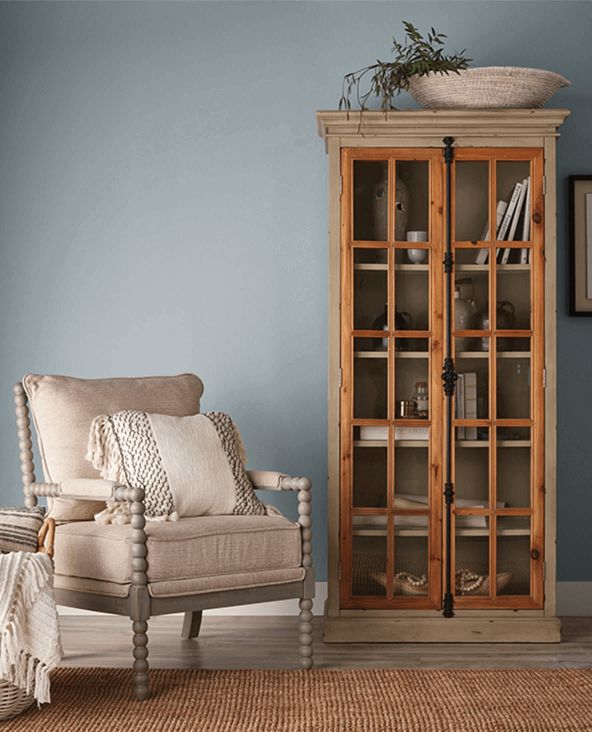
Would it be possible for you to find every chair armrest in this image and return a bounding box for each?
[28,479,123,501]
[248,470,311,493]
[247,470,288,491]
[248,472,313,571]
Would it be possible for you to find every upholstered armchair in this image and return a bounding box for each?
[13,374,314,700]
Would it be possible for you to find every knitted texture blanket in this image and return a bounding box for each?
[0,552,62,704]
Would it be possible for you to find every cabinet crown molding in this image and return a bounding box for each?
[316,109,570,150]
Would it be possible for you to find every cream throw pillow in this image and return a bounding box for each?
[87,411,266,521]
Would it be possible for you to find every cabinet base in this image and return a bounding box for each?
[323,615,561,643]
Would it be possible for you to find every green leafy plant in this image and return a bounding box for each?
[339,21,471,111]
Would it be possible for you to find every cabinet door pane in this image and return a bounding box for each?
[394,345,429,417]
[455,161,489,242]
[496,161,531,243]
[395,161,429,242]
[496,517,531,596]
[455,531,490,597]
[354,160,388,241]
[394,444,429,500]
[455,429,489,507]
[354,250,388,330]
[496,253,531,330]
[395,250,429,330]
[456,339,490,421]
[394,533,429,596]
[354,340,387,419]
[497,427,531,508]
[454,273,488,345]
[353,444,388,508]
[497,350,530,419]
[352,535,387,596]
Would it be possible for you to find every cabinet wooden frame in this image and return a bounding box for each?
[319,110,569,642]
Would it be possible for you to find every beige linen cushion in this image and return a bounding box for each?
[23,373,204,521]
[53,514,303,595]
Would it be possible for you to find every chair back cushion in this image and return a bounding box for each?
[23,373,204,521]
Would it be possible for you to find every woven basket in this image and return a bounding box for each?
[0,679,34,721]
[408,67,570,109]
[0,517,55,720]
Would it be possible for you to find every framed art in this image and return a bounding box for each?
[569,175,592,316]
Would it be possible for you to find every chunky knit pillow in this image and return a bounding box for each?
[87,411,266,522]
[0,506,46,553]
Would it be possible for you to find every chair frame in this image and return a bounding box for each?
[13,382,314,700]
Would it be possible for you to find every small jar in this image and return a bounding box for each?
[413,382,429,418]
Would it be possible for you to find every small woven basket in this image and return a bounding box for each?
[0,680,35,721]
[408,66,570,109]
[0,517,55,721]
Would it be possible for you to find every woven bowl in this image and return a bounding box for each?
[408,67,570,109]
[0,679,34,721]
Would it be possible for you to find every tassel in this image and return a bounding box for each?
[86,415,126,482]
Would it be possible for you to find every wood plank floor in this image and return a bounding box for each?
[59,615,592,669]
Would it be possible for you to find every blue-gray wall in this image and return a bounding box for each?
[1,1,590,582]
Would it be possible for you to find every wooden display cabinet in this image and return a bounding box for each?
[317,110,569,642]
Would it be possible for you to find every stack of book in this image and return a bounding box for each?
[456,372,477,440]
[475,176,531,264]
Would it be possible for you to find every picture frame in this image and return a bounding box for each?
[569,175,592,316]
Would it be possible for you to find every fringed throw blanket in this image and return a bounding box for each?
[0,552,62,704]
[87,411,267,523]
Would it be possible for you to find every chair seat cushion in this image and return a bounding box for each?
[54,514,302,586]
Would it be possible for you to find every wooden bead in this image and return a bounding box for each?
[131,514,146,530]
[299,610,313,623]
[297,490,311,502]
[299,622,313,635]
[297,478,311,491]
[302,556,313,568]
[132,571,147,586]
[299,646,313,658]
[298,502,311,516]
[298,516,312,529]
[132,544,147,558]
[301,528,312,542]
[299,599,313,612]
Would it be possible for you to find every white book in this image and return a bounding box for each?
[463,372,478,440]
[456,373,465,440]
[521,176,531,241]
[520,247,529,264]
[475,247,489,265]
[507,178,528,242]
[497,181,523,242]
[476,201,507,264]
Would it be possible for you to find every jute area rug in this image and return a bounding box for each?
[9,667,592,731]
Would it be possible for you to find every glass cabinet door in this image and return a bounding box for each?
[452,150,543,608]
[343,149,442,608]
[341,145,543,611]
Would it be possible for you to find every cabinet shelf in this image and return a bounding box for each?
[353,264,430,272]
[353,351,429,359]
[352,526,530,537]
[456,264,530,273]
[456,351,530,359]
[353,440,430,448]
